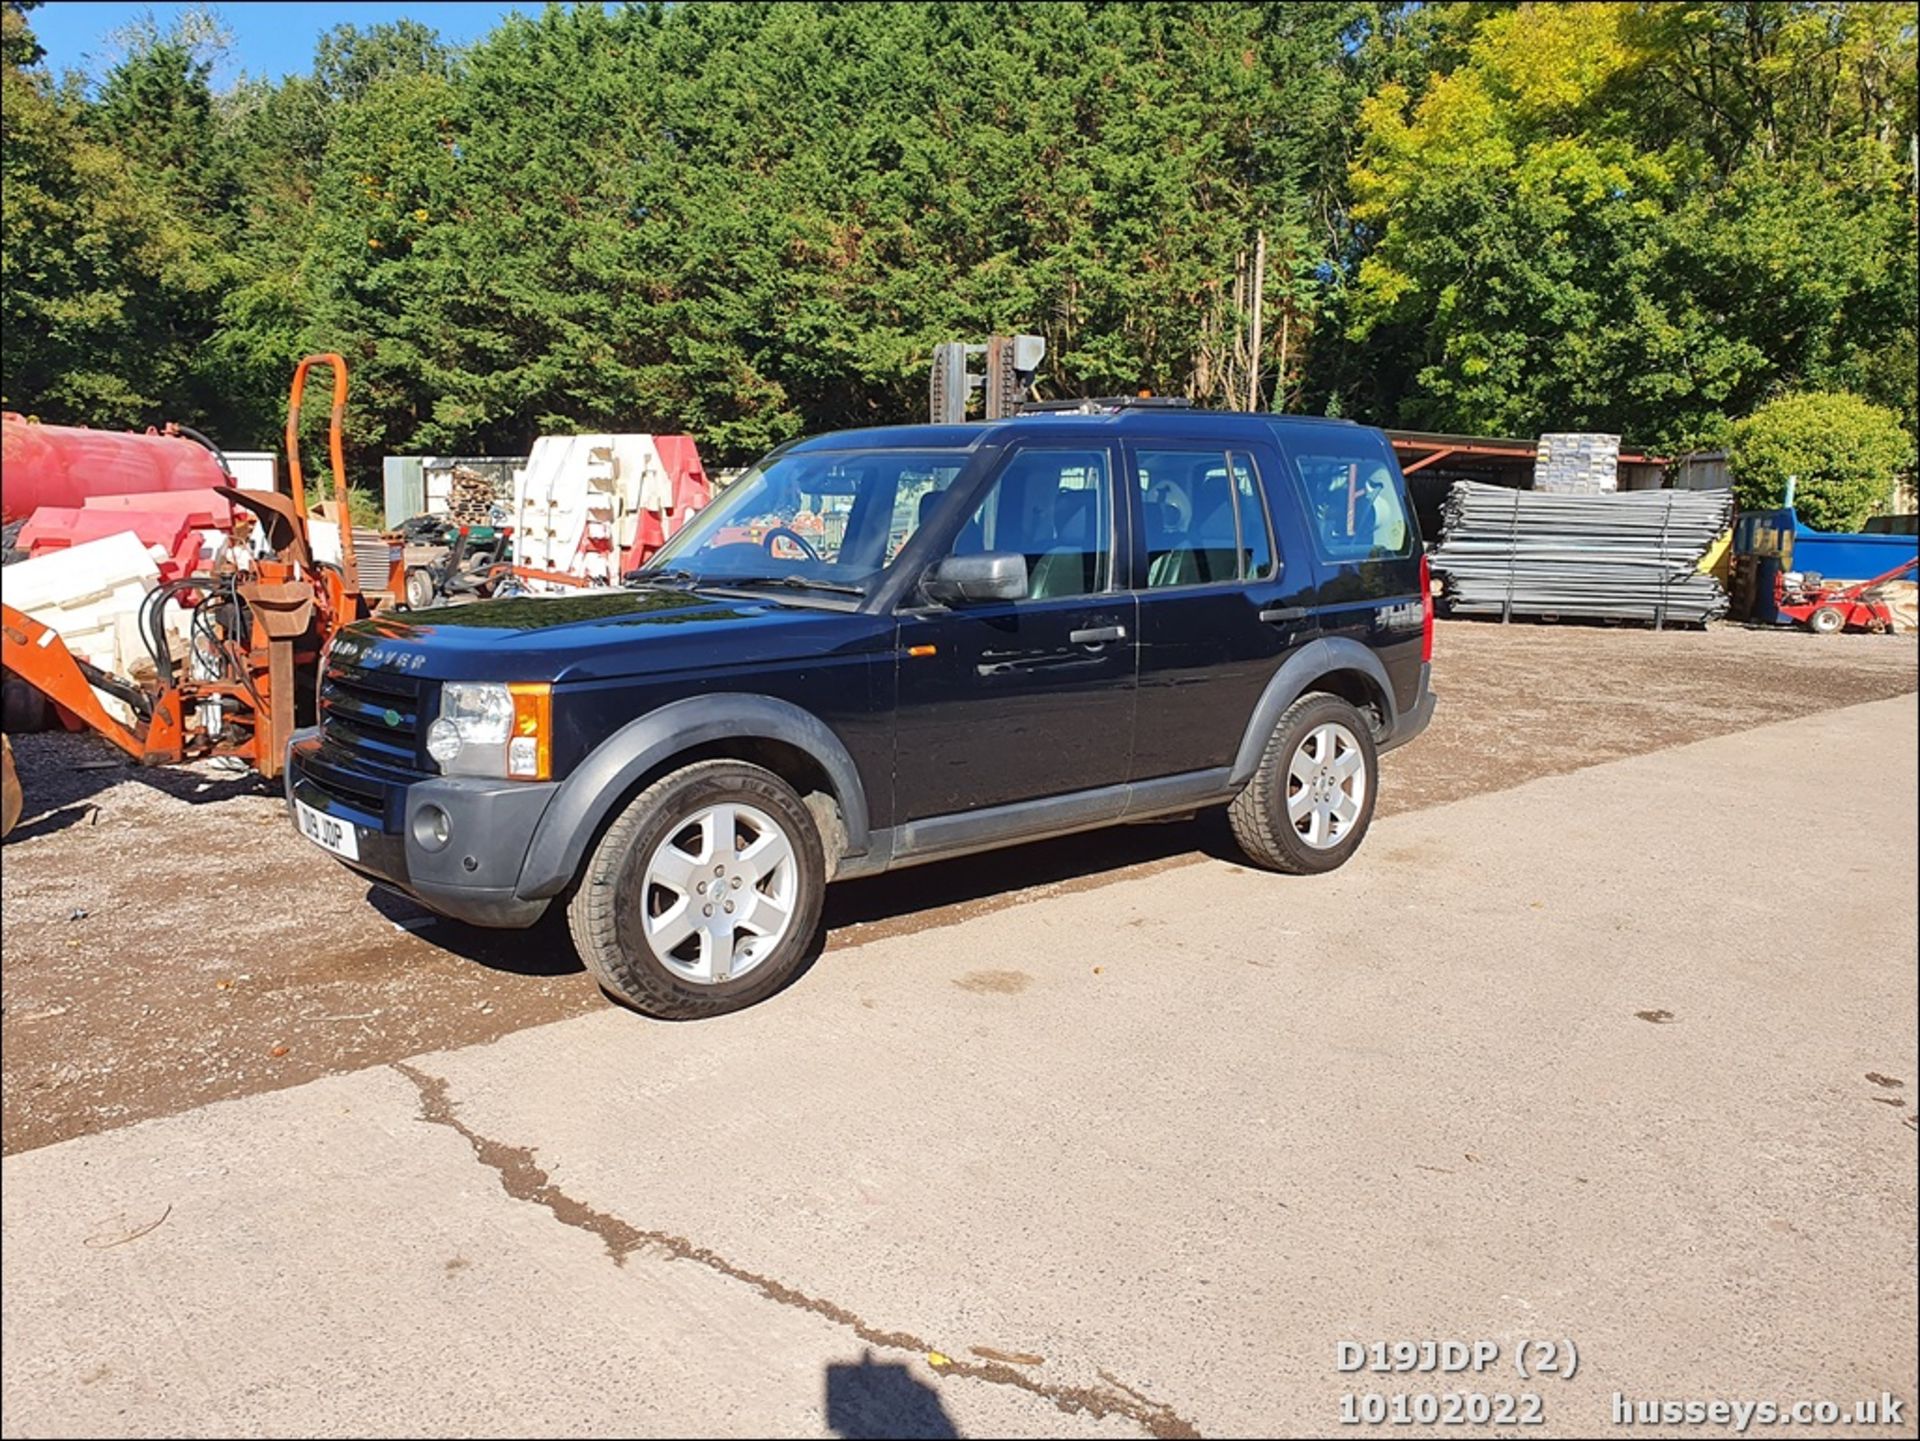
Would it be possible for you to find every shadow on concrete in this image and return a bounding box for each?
[363,886,585,978]
[822,807,1238,933]
[374,806,1243,1001]
[826,1351,961,1439]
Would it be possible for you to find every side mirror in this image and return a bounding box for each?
[922,551,1028,605]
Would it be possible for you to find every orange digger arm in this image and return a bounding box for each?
[285,352,358,595]
[0,603,183,764]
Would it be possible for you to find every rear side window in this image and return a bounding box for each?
[1135,448,1276,588]
[1282,433,1413,563]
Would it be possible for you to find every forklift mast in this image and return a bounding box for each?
[928,335,1046,423]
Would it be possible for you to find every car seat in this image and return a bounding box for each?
[1187,485,1240,582]
[1028,488,1099,598]
[930,483,988,557]
[1142,498,1183,586]
[1152,461,1238,585]
[1146,493,1200,587]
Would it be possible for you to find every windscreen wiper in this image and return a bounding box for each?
[623,567,701,588]
[718,575,870,597]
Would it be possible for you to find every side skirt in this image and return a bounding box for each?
[835,768,1234,878]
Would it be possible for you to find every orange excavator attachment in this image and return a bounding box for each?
[1,602,186,765]
[2,735,22,839]
[2,353,377,807]
[285,353,359,596]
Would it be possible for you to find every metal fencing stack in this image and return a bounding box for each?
[1431,481,1733,627]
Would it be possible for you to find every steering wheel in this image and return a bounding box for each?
[761,525,821,563]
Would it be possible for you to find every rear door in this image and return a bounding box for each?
[892,443,1137,821]
[1126,437,1320,781]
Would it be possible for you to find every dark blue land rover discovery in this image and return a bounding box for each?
[289,400,1435,1016]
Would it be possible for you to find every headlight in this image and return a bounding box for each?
[428,682,551,780]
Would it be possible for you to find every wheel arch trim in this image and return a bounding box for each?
[516,693,871,899]
[1227,638,1398,788]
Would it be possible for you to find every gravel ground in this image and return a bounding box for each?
[3,618,1914,1156]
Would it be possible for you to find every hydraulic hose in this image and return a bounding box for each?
[140,576,222,689]
[73,657,154,720]
[172,423,234,480]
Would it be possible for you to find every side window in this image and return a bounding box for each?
[1137,448,1275,587]
[1231,456,1275,579]
[955,448,1112,600]
[1285,436,1413,563]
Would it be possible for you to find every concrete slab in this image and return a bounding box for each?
[5,696,1915,1438]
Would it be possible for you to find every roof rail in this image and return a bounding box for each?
[1013,395,1196,415]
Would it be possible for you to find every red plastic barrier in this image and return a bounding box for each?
[620,434,714,571]
[18,508,204,581]
[82,487,234,528]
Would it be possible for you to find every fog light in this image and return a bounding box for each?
[412,803,452,852]
[426,717,462,765]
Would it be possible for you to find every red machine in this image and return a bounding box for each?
[1774,557,1919,635]
[2,356,399,814]
[1,414,229,522]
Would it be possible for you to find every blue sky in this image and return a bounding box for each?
[29,2,544,86]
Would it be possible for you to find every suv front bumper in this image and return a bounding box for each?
[286,730,558,927]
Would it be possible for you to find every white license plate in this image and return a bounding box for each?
[295,798,360,861]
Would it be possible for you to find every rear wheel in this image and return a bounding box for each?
[1228,692,1379,875]
[1808,605,1845,635]
[567,760,825,1018]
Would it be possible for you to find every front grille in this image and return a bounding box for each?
[318,660,427,775]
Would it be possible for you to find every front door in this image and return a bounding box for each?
[893,444,1136,822]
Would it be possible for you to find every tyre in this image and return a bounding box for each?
[1808,605,1845,635]
[404,565,438,610]
[1,677,48,733]
[567,759,826,1018]
[1228,692,1379,875]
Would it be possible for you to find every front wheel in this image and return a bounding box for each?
[567,760,826,1018]
[1808,605,1845,635]
[404,565,438,609]
[1228,692,1379,875]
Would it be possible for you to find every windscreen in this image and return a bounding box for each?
[642,449,969,592]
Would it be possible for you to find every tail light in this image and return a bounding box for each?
[1419,552,1434,663]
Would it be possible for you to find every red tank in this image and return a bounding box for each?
[1,412,230,523]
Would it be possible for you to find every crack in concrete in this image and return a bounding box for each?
[393,1061,1201,1439]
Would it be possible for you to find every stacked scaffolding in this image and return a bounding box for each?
[1432,481,1733,626]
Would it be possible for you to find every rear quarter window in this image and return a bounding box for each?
[1278,432,1413,565]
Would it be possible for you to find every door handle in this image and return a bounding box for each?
[1259,606,1308,624]
[1069,625,1127,645]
